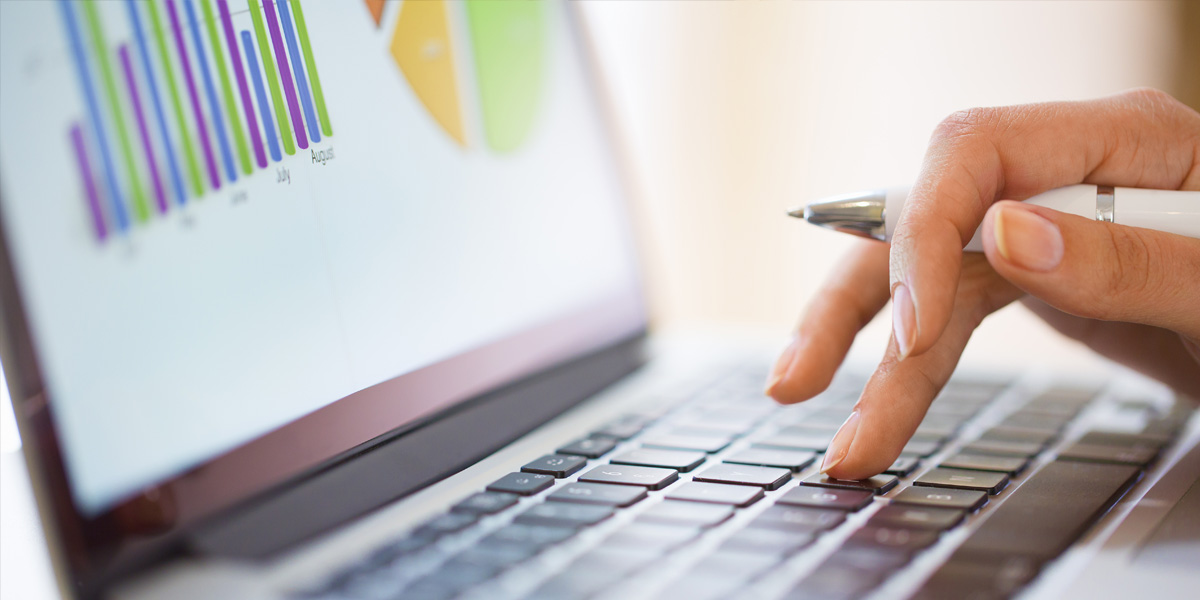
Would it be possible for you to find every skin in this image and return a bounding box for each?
[766,88,1200,480]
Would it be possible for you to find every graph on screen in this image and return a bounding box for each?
[381,0,547,153]
[61,0,332,243]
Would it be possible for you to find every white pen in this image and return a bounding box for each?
[790,184,1200,252]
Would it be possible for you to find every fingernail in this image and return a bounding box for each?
[820,410,860,473]
[994,205,1064,272]
[892,283,916,360]
[765,337,800,395]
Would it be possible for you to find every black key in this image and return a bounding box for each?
[910,553,1038,600]
[724,448,817,472]
[1058,441,1158,467]
[956,460,1140,562]
[451,492,519,515]
[754,432,834,451]
[667,482,765,507]
[979,426,1056,447]
[751,505,845,532]
[522,454,587,478]
[424,560,500,590]
[514,503,613,528]
[484,524,575,547]
[846,525,940,552]
[802,473,898,495]
[961,439,1042,458]
[940,452,1028,475]
[637,500,733,528]
[578,465,678,490]
[455,539,539,566]
[998,412,1070,433]
[602,523,700,552]
[486,472,555,496]
[925,401,980,418]
[899,439,942,458]
[721,527,815,555]
[412,512,477,538]
[693,463,791,490]
[915,467,1010,495]
[548,482,647,507]
[593,415,652,440]
[868,504,964,531]
[884,456,921,477]
[823,546,911,574]
[777,485,873,511]
[557,436,618,459]
[892,486,987,511]
[610,448,706,472]
[641,432,731,453]
[1077,430,1171,449]
[783,565,883,600]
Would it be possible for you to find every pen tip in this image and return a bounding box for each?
[786,206,807,220]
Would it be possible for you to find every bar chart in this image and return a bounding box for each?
[62,0,333,243]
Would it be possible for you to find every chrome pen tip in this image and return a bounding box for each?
[788,188,889,241]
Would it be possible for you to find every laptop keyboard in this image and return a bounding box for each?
[294,366,1193,600]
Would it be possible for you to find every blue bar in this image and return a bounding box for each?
[59,1,128,231]
[241,30,281,162]
[184,0,236,183]
[275,0,320,143]
[126,0,186,208]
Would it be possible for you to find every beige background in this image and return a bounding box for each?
[583,0,1189,370]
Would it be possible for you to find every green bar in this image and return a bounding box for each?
[83,2,150,222]
[248,0,295,155]
[289,0,331,137]
[201,0,252,175]
[147,0,205,196]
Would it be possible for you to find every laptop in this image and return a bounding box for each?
[1,1,1197,599]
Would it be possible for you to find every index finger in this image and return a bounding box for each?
[891,88,1200,359]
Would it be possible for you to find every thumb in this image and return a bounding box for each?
[982,200,1200,341]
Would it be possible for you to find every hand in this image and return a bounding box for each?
[765,88,1200,480]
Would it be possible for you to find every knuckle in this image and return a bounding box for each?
[931,107,1000,142]
[1120,86,1177,108]
[1092,226,1158,319]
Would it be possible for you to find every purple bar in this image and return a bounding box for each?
[70,124,107,241]
[166,0,221,189]
[218,0,267,168]
[118,45,167,215]
[261,0,308,150]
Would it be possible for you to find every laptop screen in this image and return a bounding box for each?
[0,0,642,521]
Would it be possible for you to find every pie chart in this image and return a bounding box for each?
[374,0,546,153]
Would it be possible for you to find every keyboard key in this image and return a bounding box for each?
[914,468,1010,495]
[979,426,1056,447]
[641,432,731,453]
[484,524,575,547]
[892,486,987,511]
[956,460,1140,562]
[529,568,622,600]
[751,505,845,532]
[1058,442,1158,467]
[721,527,815,555]
[637,500,733,528]
[522,454,587,478]
[802,473,898,495]
[451,492,519,515]
[940,452,1028,475]
[412,513,477,538]
[689,550,782,580]
[667,482,765,507]
[822,546,911,574]
[693,463,792,490]
[754,432,834,451]
[515,503,613,528]
[593,415,652,440]
[569,546,658,576]
[961,439,1042,458]
[578,465,678,490]
[1077,430,1171,449]
[911,553,1038,600]
[724,448,817,472]
[457,539,539,566]
[846,526,940,552]
[602,523,700,552]
[899,439,942,458]
[610,448,706,472]
[557,436,618,459]
[868,504,964,531]
[883,456,921,477]
[783,565,884,600]
[548,482,647,507]
[998,411,1071,432]
[486,472,555,496]
[777,485,873,511]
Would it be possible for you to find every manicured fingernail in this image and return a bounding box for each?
[765,337,800,395]
[892,283,916,360]
[820,410,860,473]
[995,205,1063,272]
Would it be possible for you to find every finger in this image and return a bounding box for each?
[1021,298,1200,398]
[766,241,890,404]
[982,201,1200,341]
[823,258,1024,479]
[890,89,1200,361]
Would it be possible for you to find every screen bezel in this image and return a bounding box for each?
[0,5,648,598]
